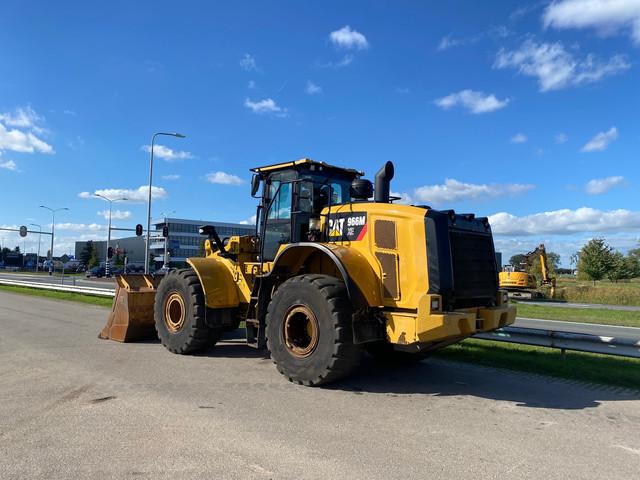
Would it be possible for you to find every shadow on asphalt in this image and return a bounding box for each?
[131,329,639,409]
[327,357,640,410]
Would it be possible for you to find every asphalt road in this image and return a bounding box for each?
[514,318,640,340]
[520,300,640,312]
[0,271,114,290]
[1,292,639,479]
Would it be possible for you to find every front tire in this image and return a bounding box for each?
[154,269,219,354]
[266,274,362,386]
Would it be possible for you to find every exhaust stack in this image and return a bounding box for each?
[374,161,395,203]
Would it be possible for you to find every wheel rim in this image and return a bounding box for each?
[164,292,186,333]
[282,305,319,358]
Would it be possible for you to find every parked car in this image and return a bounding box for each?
[86,266,105,278]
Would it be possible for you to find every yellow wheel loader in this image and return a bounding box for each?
[100,158,516,386]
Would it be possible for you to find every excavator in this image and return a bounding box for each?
[100,158,516,386]
[499,244,556,299]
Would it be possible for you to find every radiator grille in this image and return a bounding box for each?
[449,230,498,307]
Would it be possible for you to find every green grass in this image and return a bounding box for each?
[514,302,640,327]
[435,338,640,391]
[552,276,640,306]
[0,284,113,307]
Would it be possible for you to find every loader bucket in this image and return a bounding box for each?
[99,274,163,342]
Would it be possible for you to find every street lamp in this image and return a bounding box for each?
[145,132,185,274]
[95,194,128,276]
[30,223,42,271]
[39,205,69,275]
[160,210,176,269]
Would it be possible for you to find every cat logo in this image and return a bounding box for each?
[327,213,367,241]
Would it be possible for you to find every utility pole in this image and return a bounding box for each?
[39,205,69,275]
[30,223,42,271]
[94,194,127,277]
[145,132,185,274]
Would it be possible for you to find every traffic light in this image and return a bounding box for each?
[135,224,143,236]
[19,225,27,237]
[162,225,169,238]
[107,247,114,259]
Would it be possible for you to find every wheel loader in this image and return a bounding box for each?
[100,158,516,386]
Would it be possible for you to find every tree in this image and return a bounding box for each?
[79,241,94,266]
[13,245,20,253]
[528,251,560,281]
[627,247,640,278]
[607,252,631,283]
[88,244,100,268]
[113,249,125,267]
[578,238,614,285]
[509,254,526,268]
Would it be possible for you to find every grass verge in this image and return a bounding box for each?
[0,284,113,307]
[514,302,640,328]
[434,338,640,391]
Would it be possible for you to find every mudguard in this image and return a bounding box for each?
[272,242,382,308]
[187,257,240,309]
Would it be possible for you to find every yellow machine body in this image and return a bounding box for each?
[102,157,515,355]
[185,201,515,349]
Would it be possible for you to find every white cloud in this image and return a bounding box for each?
[395,87,410,94]
[142,144,193,161]
[403,178,534,204]
[489,207,640,235]
[494,39,630,91]
[54,223,104,232]
[97,209,132,220]
[581,126,618,152]
[205,171,244,185]
[0,106,42,128]
[239,214,257,225]
[0,123,54,154]
[0,160,18,171]
[244,98,287,116]
[240,54,259,71]
[161,174,180,180]
[511,133,528,143]
[306,81,322,95]
[329,26,369,50]
[248,80,256,89]
[543,0,640,44]
[434,89,509,114]
[555,132,568,144]
[585,176,625,195]
[437,26,510,51]
[78,185,168,203]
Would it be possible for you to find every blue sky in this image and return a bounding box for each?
[1,0,638,265]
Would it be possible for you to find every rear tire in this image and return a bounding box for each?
[266,274,362,386]
[154,268,220,354]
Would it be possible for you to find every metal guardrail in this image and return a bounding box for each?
[0,278,115,297]
[1,277,639,359]
[475,326,640,359]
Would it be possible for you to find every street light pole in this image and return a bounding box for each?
[94,194,127,277]
[30,223,42,272]
[39,206,69,275]
[145,132,185,275]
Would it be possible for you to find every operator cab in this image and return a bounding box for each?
[250,158,368,261]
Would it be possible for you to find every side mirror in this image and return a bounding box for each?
[251,174,260,197]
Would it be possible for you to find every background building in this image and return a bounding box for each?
[149,218,254,266]
[75,236,146,264]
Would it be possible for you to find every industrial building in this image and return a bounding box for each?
[75,218,254,268]
[149,217,254,265]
